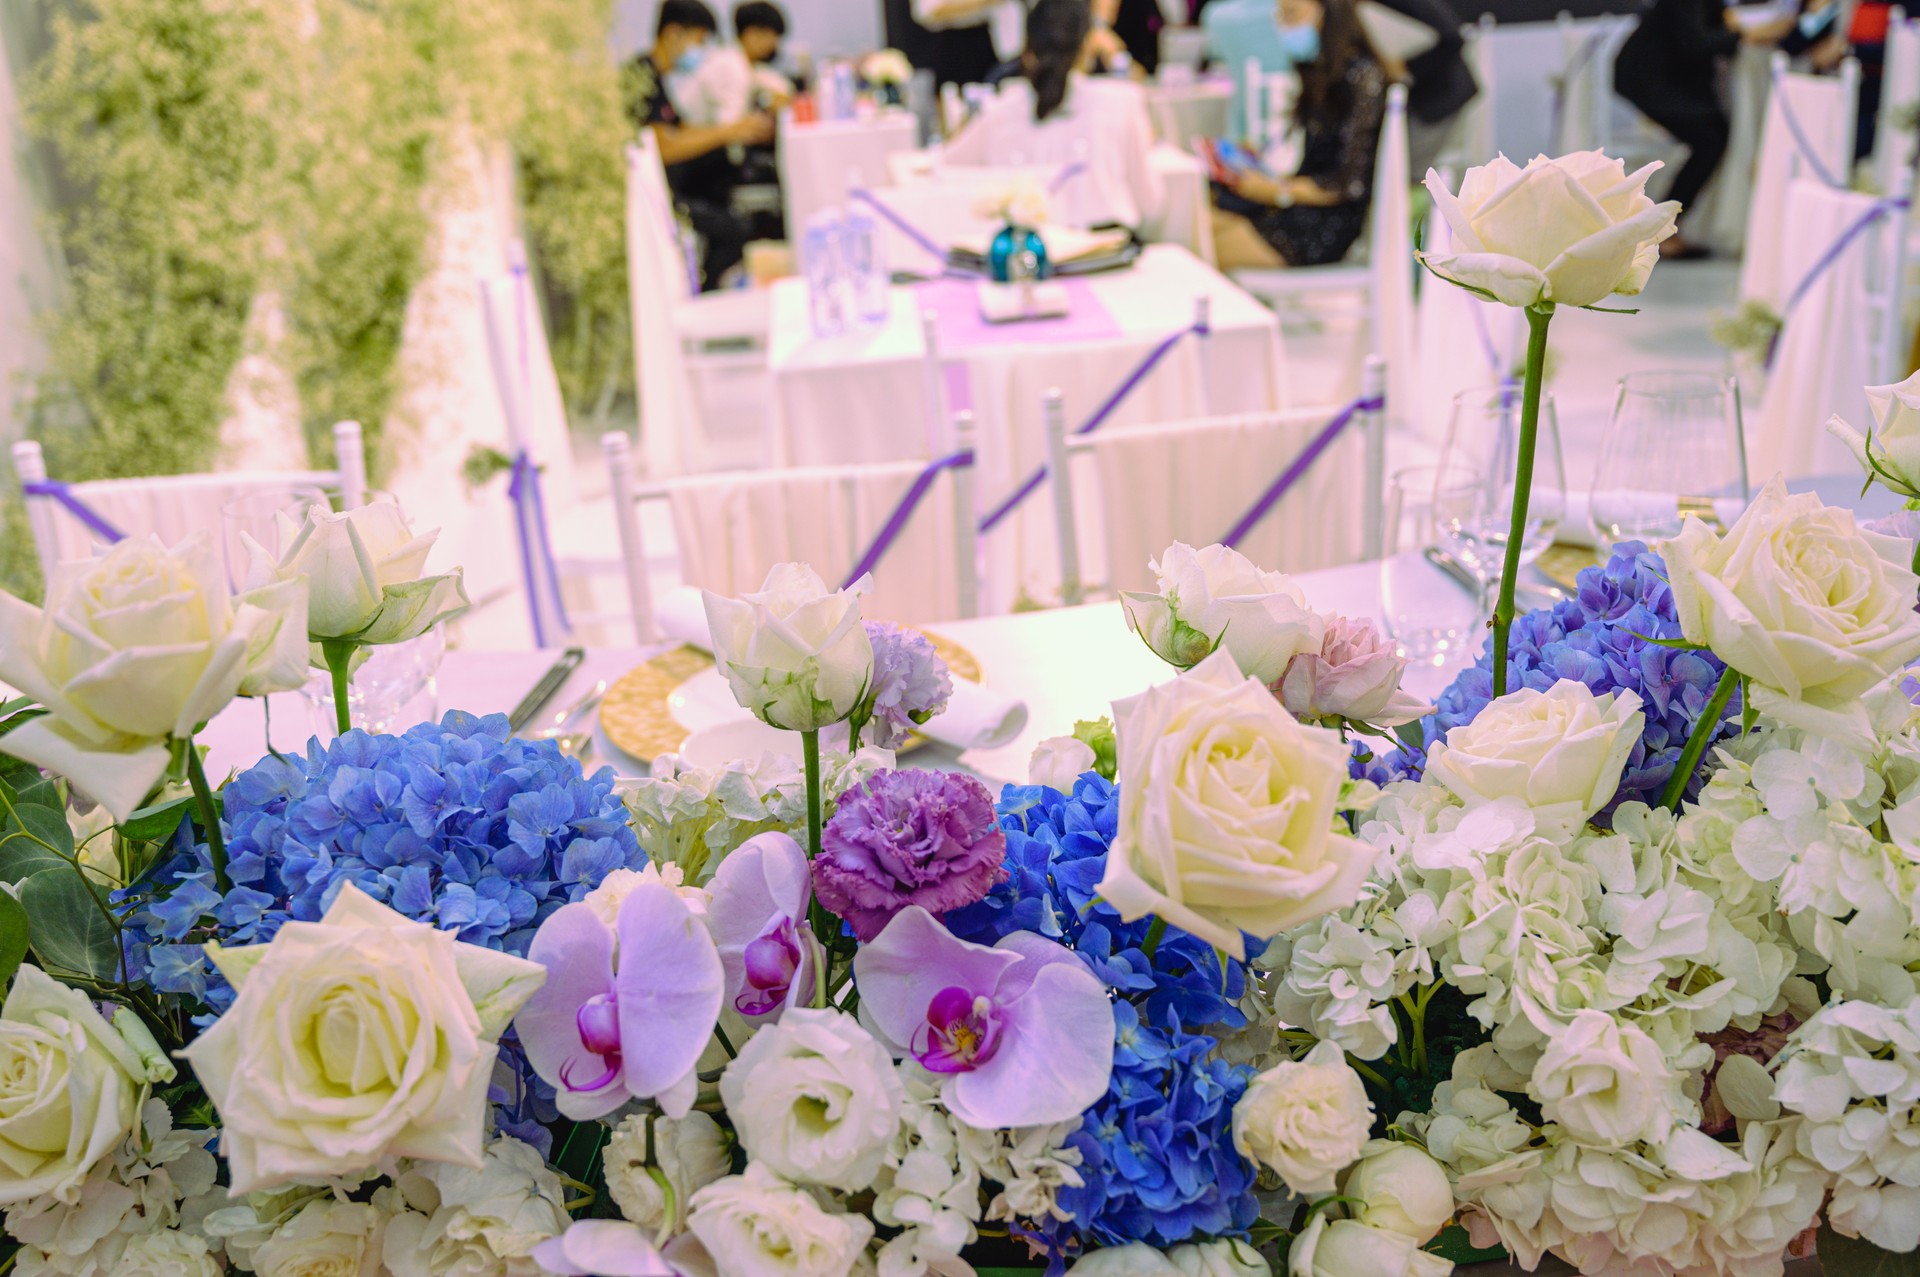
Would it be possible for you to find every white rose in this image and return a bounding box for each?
[1121,542,1324,684]
[1828,368,1920,499]
[1289,1214,1454,1277]
[1424,681,1643,838]
[687,1162,875,1277]
[0,533,307,820]
[1099,650,1375,959]
[1341,1143,1455,1243]
[719,1008,904,1192]
[245,501,469,648]
[0,966,150,1206]
[1028,735,1097,792]
[604,1111,732,1241]
[382,1136,569,1277]
[115,1230,222,1277]
[180,883,545,1193]
[1662,478,1920,741]
[1068,1241,1272,1275]
[1420,151,1678,309]
[1527,1010,1683,1147]
[253,1198,385,1277]
[703,564,875,732]
[1232,1040,1375,1196]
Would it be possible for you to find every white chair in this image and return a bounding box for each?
[1876,7,1920,198]
[1045,357,1386,604]
[12,421,368,582]
[1740,53,1862,308]
[1552,12,1640,156]
[1441,16,1497,175]
[602,419,981,643]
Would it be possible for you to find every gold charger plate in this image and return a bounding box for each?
[1536,543,1601,592]
[599,633,983,765]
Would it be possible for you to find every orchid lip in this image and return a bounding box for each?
[576,993,622,1055]
[911,985,1004,1074]
[737,914,802,1015]
[558,1056,622,1093]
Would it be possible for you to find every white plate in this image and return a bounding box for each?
[677,720,805,770]
[667,668,757,733]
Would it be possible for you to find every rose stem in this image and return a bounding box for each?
[1659,664,1739,811]
[1490,303,1554,700]
[1141,915,1167,961]
[320,638,356,737]
[801,729,836,947]
[184,738,232,894]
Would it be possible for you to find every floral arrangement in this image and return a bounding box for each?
[859,49,914,89]
[6,148,1920,1277]
[972,182,1054,233]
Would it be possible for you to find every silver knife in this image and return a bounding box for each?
[509,647,585,732]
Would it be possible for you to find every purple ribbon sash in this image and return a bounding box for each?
[21,481,126,544]
[849,187,949,263]
[1764,196,1909,369]
[507,450,572,649]
[840,448,975,590]
[1771,65,1843,190]
[1220,395,1384,550]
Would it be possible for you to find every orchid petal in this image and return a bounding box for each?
[852,906,1022,1055]
[516,903,624,1121]
[706,832,814,1016]
[946,959,1114,1128]
[615,881,724,1097]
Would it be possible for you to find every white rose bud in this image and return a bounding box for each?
[244,501,469,648]
[1527,1009,1686,1148]
[1828,368,1920,499]
[1029,735,1098,792]
[1099,651,1375,959]
[1341,1143,1455,1244]
[1423,680,1643,838]
[1278,614,1431,728]
[703,564,876,732]
[1232,1040,1375,1196]
[1121,542,1325,684]
[1420,151,1679,309]
[688,1162,875,1277]
[1290,1213,1454,1277]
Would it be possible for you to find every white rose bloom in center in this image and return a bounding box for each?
[719,1008,905,1191]
[252,1198,386,1277]
[1424,680,1643,838]
[381,1135,569,1277]
[243,501,469,649]
[1527,1010,1685,1148]
[1121,542,1325,685]
[1232,1040,1375,1196]
[703,564,875,732]
[688,1162,875,1277]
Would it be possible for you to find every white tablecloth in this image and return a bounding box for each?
[779,111,920,237]
[767,245,1285,609]
[1144,78,1234,149]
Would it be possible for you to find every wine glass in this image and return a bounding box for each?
[1590,371,1749,547]
[1436,382,1567,588]
[220,485,329,593]
[1382,464,1486,669]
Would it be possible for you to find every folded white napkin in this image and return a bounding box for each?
[649,587,1028,751]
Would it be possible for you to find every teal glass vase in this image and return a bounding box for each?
[988,224,1050,283]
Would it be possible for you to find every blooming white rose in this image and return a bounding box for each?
[1121,542,1324,684]
[1828,368,1920,499]
[703,564,876,732]
[1662,478,1920,742]
[1424,681,1644,838]
[114,1230,222,1277]
[180,883,545,1193]
[1279,614,1430,728]
[720,1008,904,1192]
[1099,650,1375,958]
[1341,1143,1455,1243]
[253,1198,386,1277]
[1028,735,1097,792]
[0,533,307,820]
[0,966,151,1207]
[244,501,469,648]
[1232,1040,1375,1196]
[605,1111,732,1242]
[1527,1010,1685,1148]
[1420,151,1678,309]
[1068,1240,1272,1275]
[1289,1214,1454,1277]
[687,1162,875,1277]
[381,1136,569,1277]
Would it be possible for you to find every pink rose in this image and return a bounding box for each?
[1277,615,1430,728]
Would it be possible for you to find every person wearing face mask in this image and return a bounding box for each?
[625,0,775,289]
[1210,0,1387,268]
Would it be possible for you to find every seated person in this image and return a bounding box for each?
[736,1,798,108]
[1362,0,1477,178]
[943,0,1166,230]
[1203,0,1295,136]
[1210,0,1386,268]
[626,0,774,289]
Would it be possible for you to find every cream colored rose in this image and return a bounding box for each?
[1424,681,1643,838]
[1527,1010,1685,1148]
[1099,650,1375,959]
[606,1110,731,1242]
[252,1198,386,1277]
[181,883,545,1194]
[1068,1241,1273,1275]
[703,564,875,732]
[0,533,308,820]
[381,1136,569,1277]
[1279,614,1430,728]
[719,1009,904,1192]
[1341,1143,1455,1243]
[245,501,468,649]
[1121,542,1324,684]
[1828,368,1920,499]
[0,966,150,1206]
[116,1230,223,1277]
[1232,1040,1375,1196]
[1289,1214,1454,1277]
[1662,477,1920,741]
[1029,735,1098,792]
[688,1162,874,1277]
[1421,151,1678,309]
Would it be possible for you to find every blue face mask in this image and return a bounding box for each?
[673,43,709,75]
[1276,22,1321,62]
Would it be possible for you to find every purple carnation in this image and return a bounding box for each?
[862,622,954,750]
[813,769,1008,941]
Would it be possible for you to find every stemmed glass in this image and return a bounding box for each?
[1591,371,1749,546]
[1382,464,1487,670]
[1436,382,1567,589]
[220,486,328,594]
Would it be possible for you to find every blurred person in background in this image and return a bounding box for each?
[1202,0,1293,137]
[1210,0,1387,267]
[886,0,1005,88]
[1360,0,1476,176]
[626,0,774,288]
[736,0,798,106]
[1089,0,1166,75]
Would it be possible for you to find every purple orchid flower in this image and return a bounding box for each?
[516,877,723,1120]
[705,832,819,1020]
[530,1221,679,1276]
[853,906,1115,1128]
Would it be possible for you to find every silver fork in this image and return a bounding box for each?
[533,680,607,760]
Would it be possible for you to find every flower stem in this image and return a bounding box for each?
[1142,915,1168,961]
[801,729,837,947]
[320,639,356,737]
[183,738,231,894]
[1660,664,1739,811]
[1490,304,1554,700]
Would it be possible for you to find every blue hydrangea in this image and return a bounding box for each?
[944,776,1249,1030]
[1048,1002,1259,1253]
[120,711,643,1013]
[1361,542,1740,818]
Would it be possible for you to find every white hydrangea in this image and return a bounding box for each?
[870,1063,983,1277]
[603,1111,733,1244]
[947,1101,1085,1228]
[114,1229,222,1277]
[379,1136,569,1277]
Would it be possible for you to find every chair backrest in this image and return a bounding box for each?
[1740,54,1862,306]
[1371,85,1415,426]
[1443,15,1497,172]
[1553,13,1637,154]
[12,421,367,582]
[602,421,980,643]
[1048,358,1385,602]
[626,136,704,479]
[1876,8,1920,197]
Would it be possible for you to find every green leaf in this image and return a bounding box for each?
[1816,1222,1920,1277]
[17,869,119,983]
[0,890,29,992]
[1624,629,1709,652]
[1427,1224,1508,1265]
[0,782,76,884]
[118,794,196,844]
[0,757,61,813]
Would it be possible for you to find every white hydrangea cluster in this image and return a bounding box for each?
[377,1135,570,1277]
[603,1111,733,1244]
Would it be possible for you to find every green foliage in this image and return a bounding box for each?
[0,890,29,991]
[1818,1222,1920,1277]
[0,771,122,985]
[1710,298,1784,359]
